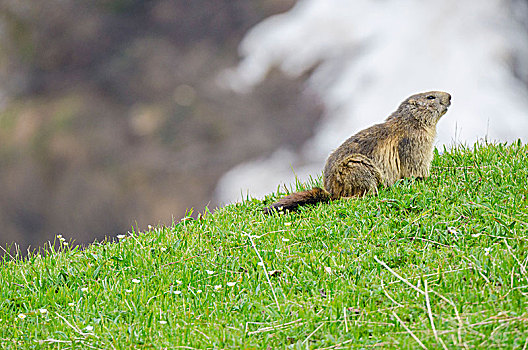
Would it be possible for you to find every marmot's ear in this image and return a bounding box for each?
[407,98,418,106]
[410,98,429,108]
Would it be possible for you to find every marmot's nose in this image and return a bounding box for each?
[445,93,452,105]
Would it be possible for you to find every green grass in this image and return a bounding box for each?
[1,141,528,349]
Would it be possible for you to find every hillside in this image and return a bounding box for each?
[1,142,527,348]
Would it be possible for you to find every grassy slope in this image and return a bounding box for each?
[1,142,527,349]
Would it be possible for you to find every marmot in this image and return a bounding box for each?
[264,91,451,213]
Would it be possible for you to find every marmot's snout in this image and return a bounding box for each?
[442,93,451,114]
[444,93,451,107]
[432,92,451,116]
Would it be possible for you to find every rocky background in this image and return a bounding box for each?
[215,0,528,203]
[0,0,323,253]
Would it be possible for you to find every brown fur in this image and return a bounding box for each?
[264,91,451,213]
[263,187,331,214]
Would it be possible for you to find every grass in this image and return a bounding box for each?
[1,141,528,349]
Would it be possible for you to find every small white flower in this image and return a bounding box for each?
[39,308,48,314]
[18,313,26,319]
[257,262,264,266]
[132,279,141,284]
[447,227,460,235]
[284,222,292,226]
[159,320,167,325]
[282,238,290,242]
[56,234,63,239]
[148,225,153,230]
[160,247,167,252]
[173,290,182,295]
[63,242,69,246]
[125,289,132,293]
[227,282,236,287]
[117,234,125,239]
[81,287,88,292]
[206,270,214,275]
[196,289,202,294]
[484,247,492,256]
[85,325,94,331]
[214,284,222,290]
[68,303,75,306]
[175,280,182,285]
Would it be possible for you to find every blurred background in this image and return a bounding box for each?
[1,0,527,254]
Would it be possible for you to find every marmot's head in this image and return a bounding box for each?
[398,91,451,126]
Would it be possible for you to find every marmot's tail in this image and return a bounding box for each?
[263,187,331,214]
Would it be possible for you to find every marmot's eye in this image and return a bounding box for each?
[427,95,436,100]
